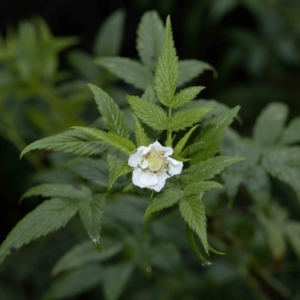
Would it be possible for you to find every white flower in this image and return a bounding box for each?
[128,141,183,192]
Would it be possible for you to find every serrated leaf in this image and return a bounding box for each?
[172,86,205,108]
[179,196,208,253]
[154,16,178,107]
[262,147,300,200]
[78,194,106,249]
[126,95,168,130]
[20,129,108,158]
[178,59,216,87]
[72,126,136,155]
[93,9,125,56]
[142,85,157,103]
[253,102,288,146]
[184,181,223,196]
[42,265,103,300]
[66,158,108,186]
[174,125,198,157]
[133,114,149,146]
[95,57,153,90]
[168,106,214,131]
[143,188,183,222]
[180,155,245,184]
[88,84,129,138]
[285,221,300,259]
[279,117,300,145]
[191,106,240,163]
[0,198,78,264]
[21,183,91,201]
[185,226,207,262]
[103,262,134,300]
[137,11,164,71]
[52,240,123,276]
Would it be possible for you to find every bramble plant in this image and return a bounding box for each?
[2,10,300,300]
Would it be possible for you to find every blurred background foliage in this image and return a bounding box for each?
[1,0,300,299]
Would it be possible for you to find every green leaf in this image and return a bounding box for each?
[52,240,123,275]
[285,221,300,259]
[0,198,78,264]
[126,95,168,130]
[88,84,129,138]
[20,129,108,158]
[103,262,134,300]
[154,16,178,107]
[168,106,214,131]
[42,265,103,300]
[191,106,240,163]
[262,147,300,200]
[137,11,164,71]
[172,86,205,108]
[133,114,149,146]
[279,117,300,145]
[95,57,153,90]
[185,226,207,262]
[180,156,245,184]
[78,194,106,249]
[21,183,92,201]
[184,181,223,196]
[179,196,208,253]
[66,158,108,186]
[253,103,289,146]
[143,188,183,222]
[93,9,125,56]
[173,125,198,157]
[142,85,157,103]
[178,59,216,87]
[72,127,136,155]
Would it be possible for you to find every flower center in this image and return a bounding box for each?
[146,150,165,172]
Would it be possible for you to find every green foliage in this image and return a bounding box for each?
[143,188,183,222]
[179,196,208,253]
[95,57,153,90]
[154,16,179,107]
[93,9,125,56]
[21,183,91,201]
[20,129,108,158]
[126,95,168,130]
[184,181,223,196]
[72,127,136,155]
[133,114,149,147]
[172,86,205,108]
[78,194,106,248]
[253,103,288,146]
[168,106,214,131]
[42,265,103,300]
[191,106,240,163]
[0,198,78,264]
[178,59,217,86]
[279,117,300,145]
[137,11,164,71]
[173,125,198,157]
[180,156,245,184]
[88,84,129,138]
[52,240,123,275]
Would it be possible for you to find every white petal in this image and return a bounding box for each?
[150,141,173,156]
[142,146,152,155]
[140,172,159,187]
[132,168,146,188]
[128,147,145,167]
[153,171,170,192]
[167,157,183,176]
[139,159,148,169]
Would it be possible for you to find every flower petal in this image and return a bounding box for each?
[140,172,159,187]
[132,168,146,188]
[128,147,145,167]
[150,141,173,156]
[139,159,148,169]
[153,171,170,192]
[167,157,183,176]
